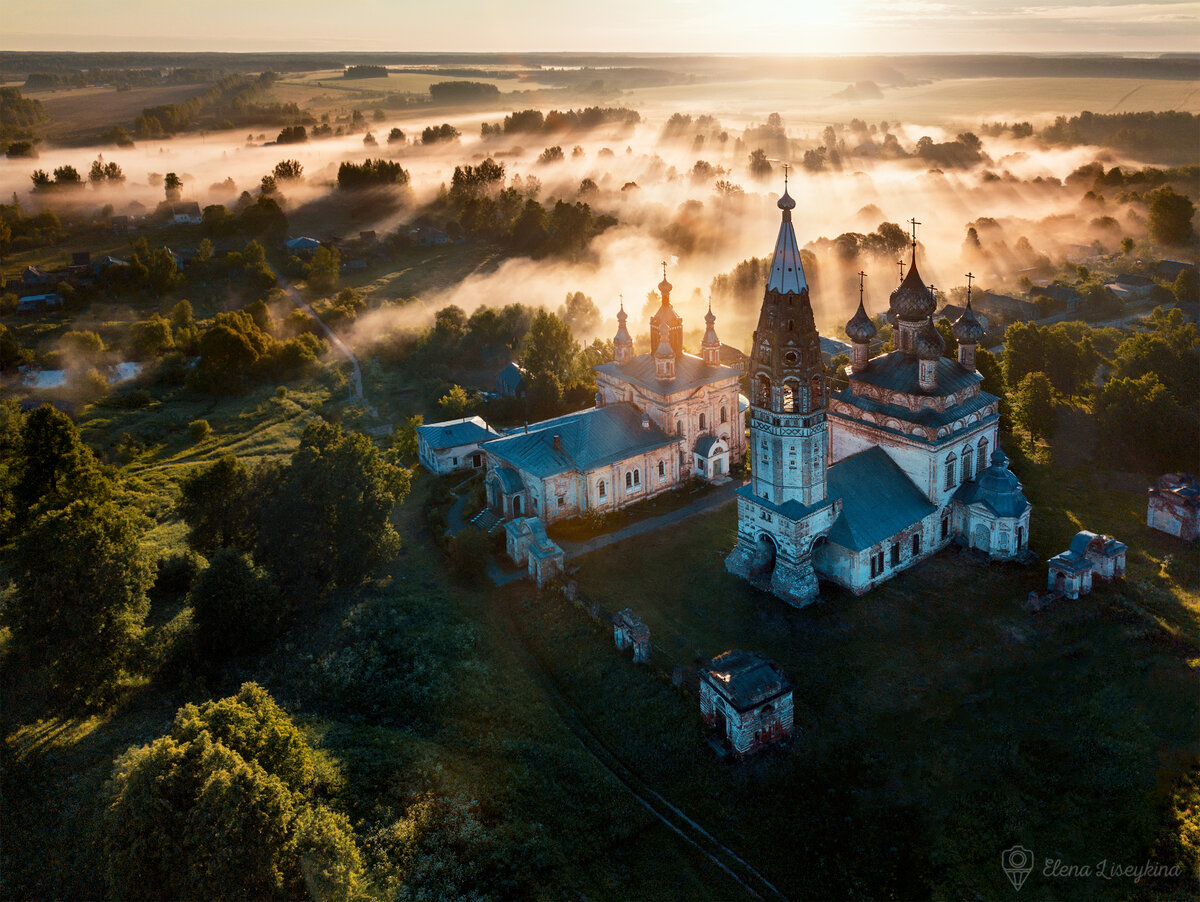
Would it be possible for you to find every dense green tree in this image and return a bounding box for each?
[1174,267,1199,304]
[306,245,340,293]
[12,404,107,520]
[1010,371,1056,444]
[272,159,302,182]
[438,384,475,418]
[1111,307,1199,404]
[1095,372,1195,471]
[254,422,410,593]
[7,498,152,702]
[1146,186,1196,246]
[748,148,772,179]
[389,413,423,466]
[520,309,578,417]
[164,171,182,201]
[0,323,27,371]
[178,455,253,555]
[558,291,601,339]
[128,314,174,360]
[100,684,360,900]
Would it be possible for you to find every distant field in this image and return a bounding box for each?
[26,84,208,140]
[626,76,1200,129]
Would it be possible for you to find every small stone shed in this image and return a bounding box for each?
[503,517,564,586]
[1148,473,1199,541]
[699,650,794,757]
[1047,530,1127,599]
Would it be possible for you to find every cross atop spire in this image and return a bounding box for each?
[857,270,867,304]
[908,217,921,250]
[897,258,906,282]
[964,272,974,303]
[661,260,668,281]
[782,161,790,192]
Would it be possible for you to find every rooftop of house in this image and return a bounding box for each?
[703,650,791,712]
[594,351,741,395]
[416,416,500,450]
[484,402,680,478]
[1151,472,1199,503]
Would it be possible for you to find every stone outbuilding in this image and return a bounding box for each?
[1148,474,1199,541]
[952,449,1032,559]
[699,650,793,757]
[1047,530,1127,599]
[503,517,565,586]
[613,608,650,663]
[416,416,501,476]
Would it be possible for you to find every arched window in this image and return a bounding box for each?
[699,412,706,430]
[978,435,989,465]
[961,446,973,483]
[787,319,795,331]
[658,461,665,478]
[633,469,641,486]
[720,405,728,424]
[625,471,632,489]
[756,375,771,406]
[598,480,606,499]
[676,420,682,435]
[944,453,957,490]
[810,375,823,409]
[782,380,797,413]
[912,533,920,555]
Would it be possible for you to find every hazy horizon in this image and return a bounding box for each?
[5,0,1199,54]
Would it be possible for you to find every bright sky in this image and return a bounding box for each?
[4,0,1198,52]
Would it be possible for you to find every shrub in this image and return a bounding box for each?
[188,419,211,442]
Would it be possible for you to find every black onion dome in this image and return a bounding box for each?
[913,319,945,360]
[952,301,985,343]
[777,189,796,211]
[845,299,877,342]
[889,259,937,322]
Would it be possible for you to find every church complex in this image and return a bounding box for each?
[725,183,1031,604]
[478,179,1030,602]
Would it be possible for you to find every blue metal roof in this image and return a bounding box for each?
[594,352,740,395]
[484,403,680,478]
[826,447,936,552]
[849,351,983,396]
[416,416,499,450]
[766,212,808,295]
[951,449,1030,518]
[831,387,999,432]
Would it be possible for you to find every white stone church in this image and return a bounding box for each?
[726,186,1031,605]
[482,276,746,525]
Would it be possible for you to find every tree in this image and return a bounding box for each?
[438,385,474,418]
[387,127,405,144]
[1095,372,1195,471]
[12,404,107,522]
[254,422,411,593]
[306,245,340,294]
[273,159,302,181]
[7,498,152,702]
[520,309,578,417]
[178,455,253,556]
[190,550,285,656]
[389,413,423,466]
[129,314,174,360]
[748,149,772,179]
[557,291,601,339]
[1174,267,1199,304]
[1147,186,1195,246]
[100,684,361,900]
[1011,372,1056,444]
[164,171,182,202]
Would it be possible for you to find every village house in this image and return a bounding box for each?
[1147,473,1199,541]
[168,202,202,225]
[726,187,1031,605]
[16,292,64,314]
[1156,260,1196,283]
[1107,273,1155,302]
[699,650,794,757]
[416,416,501,475]
[494,361,527,398]
[973,290,1037,323]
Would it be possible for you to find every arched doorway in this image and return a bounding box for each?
[750,532,778,580]
[972,524,990,551]
[512,495,522,517]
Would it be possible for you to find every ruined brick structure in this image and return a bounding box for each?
[1147,473,1199,541]
[699,650,794,757]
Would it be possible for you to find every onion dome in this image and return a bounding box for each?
[952,298,985,343]
[913,319,945,360]
[845,299,876,342]
[658,274,673,299]
[701,302,720,347]
[889,254,937,322]
[614,302,632,345]
[777,188,796,211]
[654,336,674,359]
[967,449,1030,517]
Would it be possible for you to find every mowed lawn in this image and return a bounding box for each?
[544,457,1199,899]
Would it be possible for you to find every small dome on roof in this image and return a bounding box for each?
[658,275,673,296]
[956,447,1029,518]
[890,258,937,322]
[845,299,876,342]
[777,189,796,211]
[654,337,674,359]
[913,319,945,360]
[952,300,985,343]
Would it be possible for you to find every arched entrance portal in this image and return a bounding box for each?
[972,524,990,552]
[750,533,778,580]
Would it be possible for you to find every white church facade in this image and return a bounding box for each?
[482,275,745,526]
[727,185,1031,605]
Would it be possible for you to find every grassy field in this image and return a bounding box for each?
[25,83,211,142]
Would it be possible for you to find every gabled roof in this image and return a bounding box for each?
[484,403,680,478]
[825,447,937,552]
[594,351,740,395]
[285,236,322,250]
[416,416,499,450]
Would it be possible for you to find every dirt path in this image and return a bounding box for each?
[278,278,366,406]
[492,596,789,901]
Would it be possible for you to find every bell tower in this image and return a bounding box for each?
[726,173,840,607]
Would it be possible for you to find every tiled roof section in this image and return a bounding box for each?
[825,447,937,552]
[704,650,791,712]
[416,416,500,450]
[848,351,983,396]
[484,403,680,478]
[594,352,741,395]
[766,208,808,295]
[831,385,999,432]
